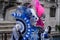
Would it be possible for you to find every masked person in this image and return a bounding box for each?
[11,3,33,40]
[41,26,51,40]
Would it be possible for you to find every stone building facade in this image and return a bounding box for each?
[40,0,60,31]
[0,0,60,31]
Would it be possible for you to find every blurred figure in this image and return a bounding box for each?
[41,26,51,40]
[11,24,23,40]
[48,26,52,34]
[11,2,33,40]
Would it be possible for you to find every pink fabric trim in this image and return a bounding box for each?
[36,18,44,28]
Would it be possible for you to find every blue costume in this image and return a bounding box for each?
[11,6,39,40]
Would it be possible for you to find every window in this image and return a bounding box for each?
[50,7,56,17]
[45,0,50,2]
[8,0,16,6]
[45,0,57,2]
[0,2,4,14]
[50,0,56,2]
[39,0,44,1]
[9,0,16,3]
[0,2,4,21]
[0,0,4,1]
[41,4,44,7]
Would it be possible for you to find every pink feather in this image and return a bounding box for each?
[32,0,44,17]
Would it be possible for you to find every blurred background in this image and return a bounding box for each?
[0,0,60,40]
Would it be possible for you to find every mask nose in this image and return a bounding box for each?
[32,16,38,21]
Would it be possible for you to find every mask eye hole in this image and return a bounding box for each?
[32,16,35,17]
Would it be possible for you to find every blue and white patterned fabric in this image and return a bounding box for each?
[29,26,39,40]
[41,27,50,40]
[11,6,39,40]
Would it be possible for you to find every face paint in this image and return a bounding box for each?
[29,8,39,26]
[30,8,38,21]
